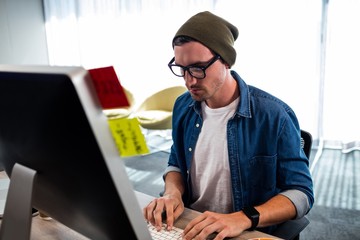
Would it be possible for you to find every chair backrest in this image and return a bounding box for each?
[136,86,187,112]
[123,87,135,108]
[300,130,312,159]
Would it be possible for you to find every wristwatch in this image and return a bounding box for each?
[242,206,259,231]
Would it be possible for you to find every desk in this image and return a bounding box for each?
[0,186,281,239]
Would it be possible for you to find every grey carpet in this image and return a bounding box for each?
[301,205,360,239]
[124,151,167,197]
[301,149,360,239]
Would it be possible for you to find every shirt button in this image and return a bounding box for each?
[188,148,192,152]
[196,123,200,127]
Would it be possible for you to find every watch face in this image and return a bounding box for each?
[243,206,259,218]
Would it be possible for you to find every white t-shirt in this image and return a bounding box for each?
[190,97,239,213]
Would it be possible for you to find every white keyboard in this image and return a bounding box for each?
[148,223,183,240]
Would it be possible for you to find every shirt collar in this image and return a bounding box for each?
[190,70,252,118]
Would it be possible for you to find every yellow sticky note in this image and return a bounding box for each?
[107,117,149,157]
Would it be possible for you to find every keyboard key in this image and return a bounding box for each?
[147,223,183,240]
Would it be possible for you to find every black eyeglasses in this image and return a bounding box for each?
[168,55,220,79]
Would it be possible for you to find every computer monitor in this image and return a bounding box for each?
[0,65,152,239]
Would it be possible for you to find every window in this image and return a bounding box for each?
[43,0,360,147]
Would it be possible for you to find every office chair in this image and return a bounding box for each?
[300,130,312,159]
[271,129,312,240]
[134,86,187,130]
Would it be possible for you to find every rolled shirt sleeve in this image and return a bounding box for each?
[280,189,310,219]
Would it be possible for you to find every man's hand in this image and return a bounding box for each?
[144,171,186,231]
[144,171,185,230]
[182,211,251,240]
[143,192,184,231]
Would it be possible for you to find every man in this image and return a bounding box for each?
[144,11,314,240]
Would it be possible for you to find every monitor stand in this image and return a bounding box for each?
[0,163,36,240]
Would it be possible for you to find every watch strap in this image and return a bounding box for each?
[242,206,259,231]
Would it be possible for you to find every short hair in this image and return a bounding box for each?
[173,36,196,47]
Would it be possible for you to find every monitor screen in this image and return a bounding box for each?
[0,65,151,239]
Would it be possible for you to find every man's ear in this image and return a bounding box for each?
[220,57,230,69]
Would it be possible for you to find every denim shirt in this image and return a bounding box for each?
[165,70,314,215]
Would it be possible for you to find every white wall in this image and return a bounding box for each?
[0,0,48,65]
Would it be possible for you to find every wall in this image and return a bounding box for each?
[0,0,48,65]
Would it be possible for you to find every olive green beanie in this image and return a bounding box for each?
[173,11,239,67]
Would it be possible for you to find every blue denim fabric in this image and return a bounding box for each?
[167,70,314,216]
